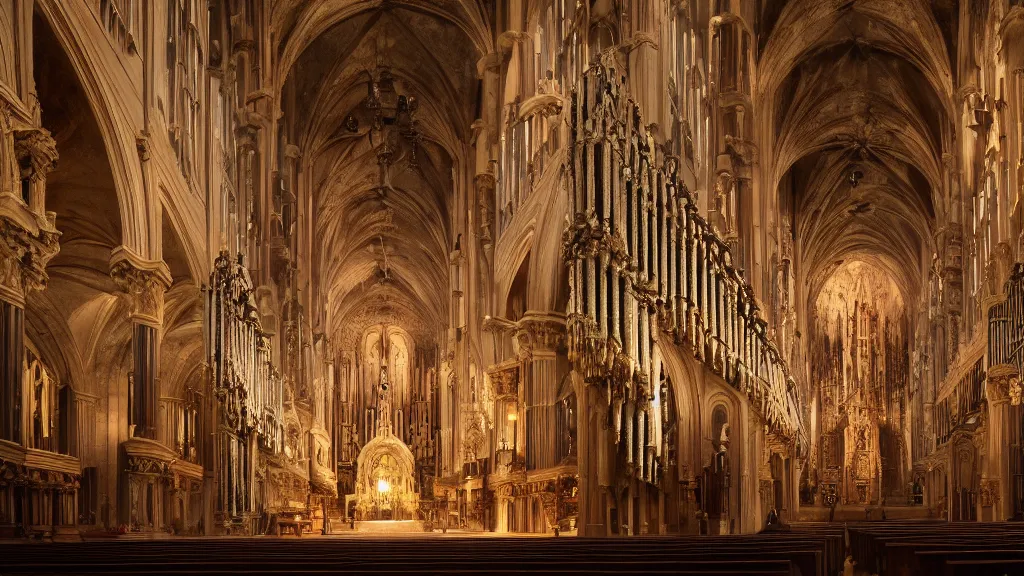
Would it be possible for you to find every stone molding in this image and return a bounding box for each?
[122,437,203,482]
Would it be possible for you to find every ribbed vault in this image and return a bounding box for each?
[283,6,480,350]
[762,0,952,309]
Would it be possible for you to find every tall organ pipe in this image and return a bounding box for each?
[561,64,806,469]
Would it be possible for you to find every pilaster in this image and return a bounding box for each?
[0,122,59,447]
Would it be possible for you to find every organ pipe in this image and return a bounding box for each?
[562,64,806,476]
[206,250,284,520]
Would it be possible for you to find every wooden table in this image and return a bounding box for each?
[275,517,313,537]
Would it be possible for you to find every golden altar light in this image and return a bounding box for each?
[377,478,392,494]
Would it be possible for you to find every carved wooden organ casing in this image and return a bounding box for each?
[205,250,284,525]
[562,65,805,484]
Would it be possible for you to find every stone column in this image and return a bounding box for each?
[986,364,1021,521]
[578,380,611,536]
[0,125,59,445]
[109,247,171,440]
[516,313,566,472]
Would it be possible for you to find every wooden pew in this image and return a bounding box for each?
[0,536,820,576]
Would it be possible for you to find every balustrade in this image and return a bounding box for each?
[562,65,805,469]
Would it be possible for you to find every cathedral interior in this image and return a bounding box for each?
[2,0,1024,574]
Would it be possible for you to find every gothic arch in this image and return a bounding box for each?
[496,228,535,317]
[33,1,150,256]
[527,166,570,311]
[654,342,701,476]
[275,0,493,90]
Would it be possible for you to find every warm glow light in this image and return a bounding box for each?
[377,478,391,493]
[507,412,518,421]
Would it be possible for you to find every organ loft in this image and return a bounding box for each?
[0,0,1023,560]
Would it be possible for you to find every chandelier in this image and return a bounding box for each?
[365,59,420,200]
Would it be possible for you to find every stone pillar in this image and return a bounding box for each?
[516,313,566,472]
[986,364,1021,521]
[0,125,59,445]
[109,247,171,440]
[578,380,611,536]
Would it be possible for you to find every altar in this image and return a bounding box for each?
[349,432,419,521]
[344,357,420,523]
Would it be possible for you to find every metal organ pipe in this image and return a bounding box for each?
[563,66,808,484]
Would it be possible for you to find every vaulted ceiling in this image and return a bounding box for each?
[760,0,954,309]
[280,3,484,349]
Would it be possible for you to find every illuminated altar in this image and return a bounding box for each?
[352,432,418,520]
[348,336,419,522]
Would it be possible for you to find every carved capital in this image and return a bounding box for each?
[515,313,566,359]
[109,247,172,326]
[474,171,496,193]
[987,364,1021,406]
[14,128,58,181]
[0,216,61,306]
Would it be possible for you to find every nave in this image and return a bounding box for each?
[3,0,1024,554]
[0,520,1022,575]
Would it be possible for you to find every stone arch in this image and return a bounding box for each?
[33,2,150,256]
[654,342,702,479]
[495,225,535,316]
[527,166,570,311]
[276,0,493,92]
[505,250,531,322]
[160,187,207,284]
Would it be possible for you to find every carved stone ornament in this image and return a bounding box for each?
[515,313,567,359]
[0,215,60,306]
[109,246,172,326]
[979,478,1000,507]
[14,128,58,181]
[987,364,1021,406]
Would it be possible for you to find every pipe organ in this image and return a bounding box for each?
[988,263,1024,517]
[205,250,284,530]
[562,65,805,480]
[988,264,1024,376]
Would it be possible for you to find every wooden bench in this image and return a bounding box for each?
[0,532,845,575]
[842,520,1024,576]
